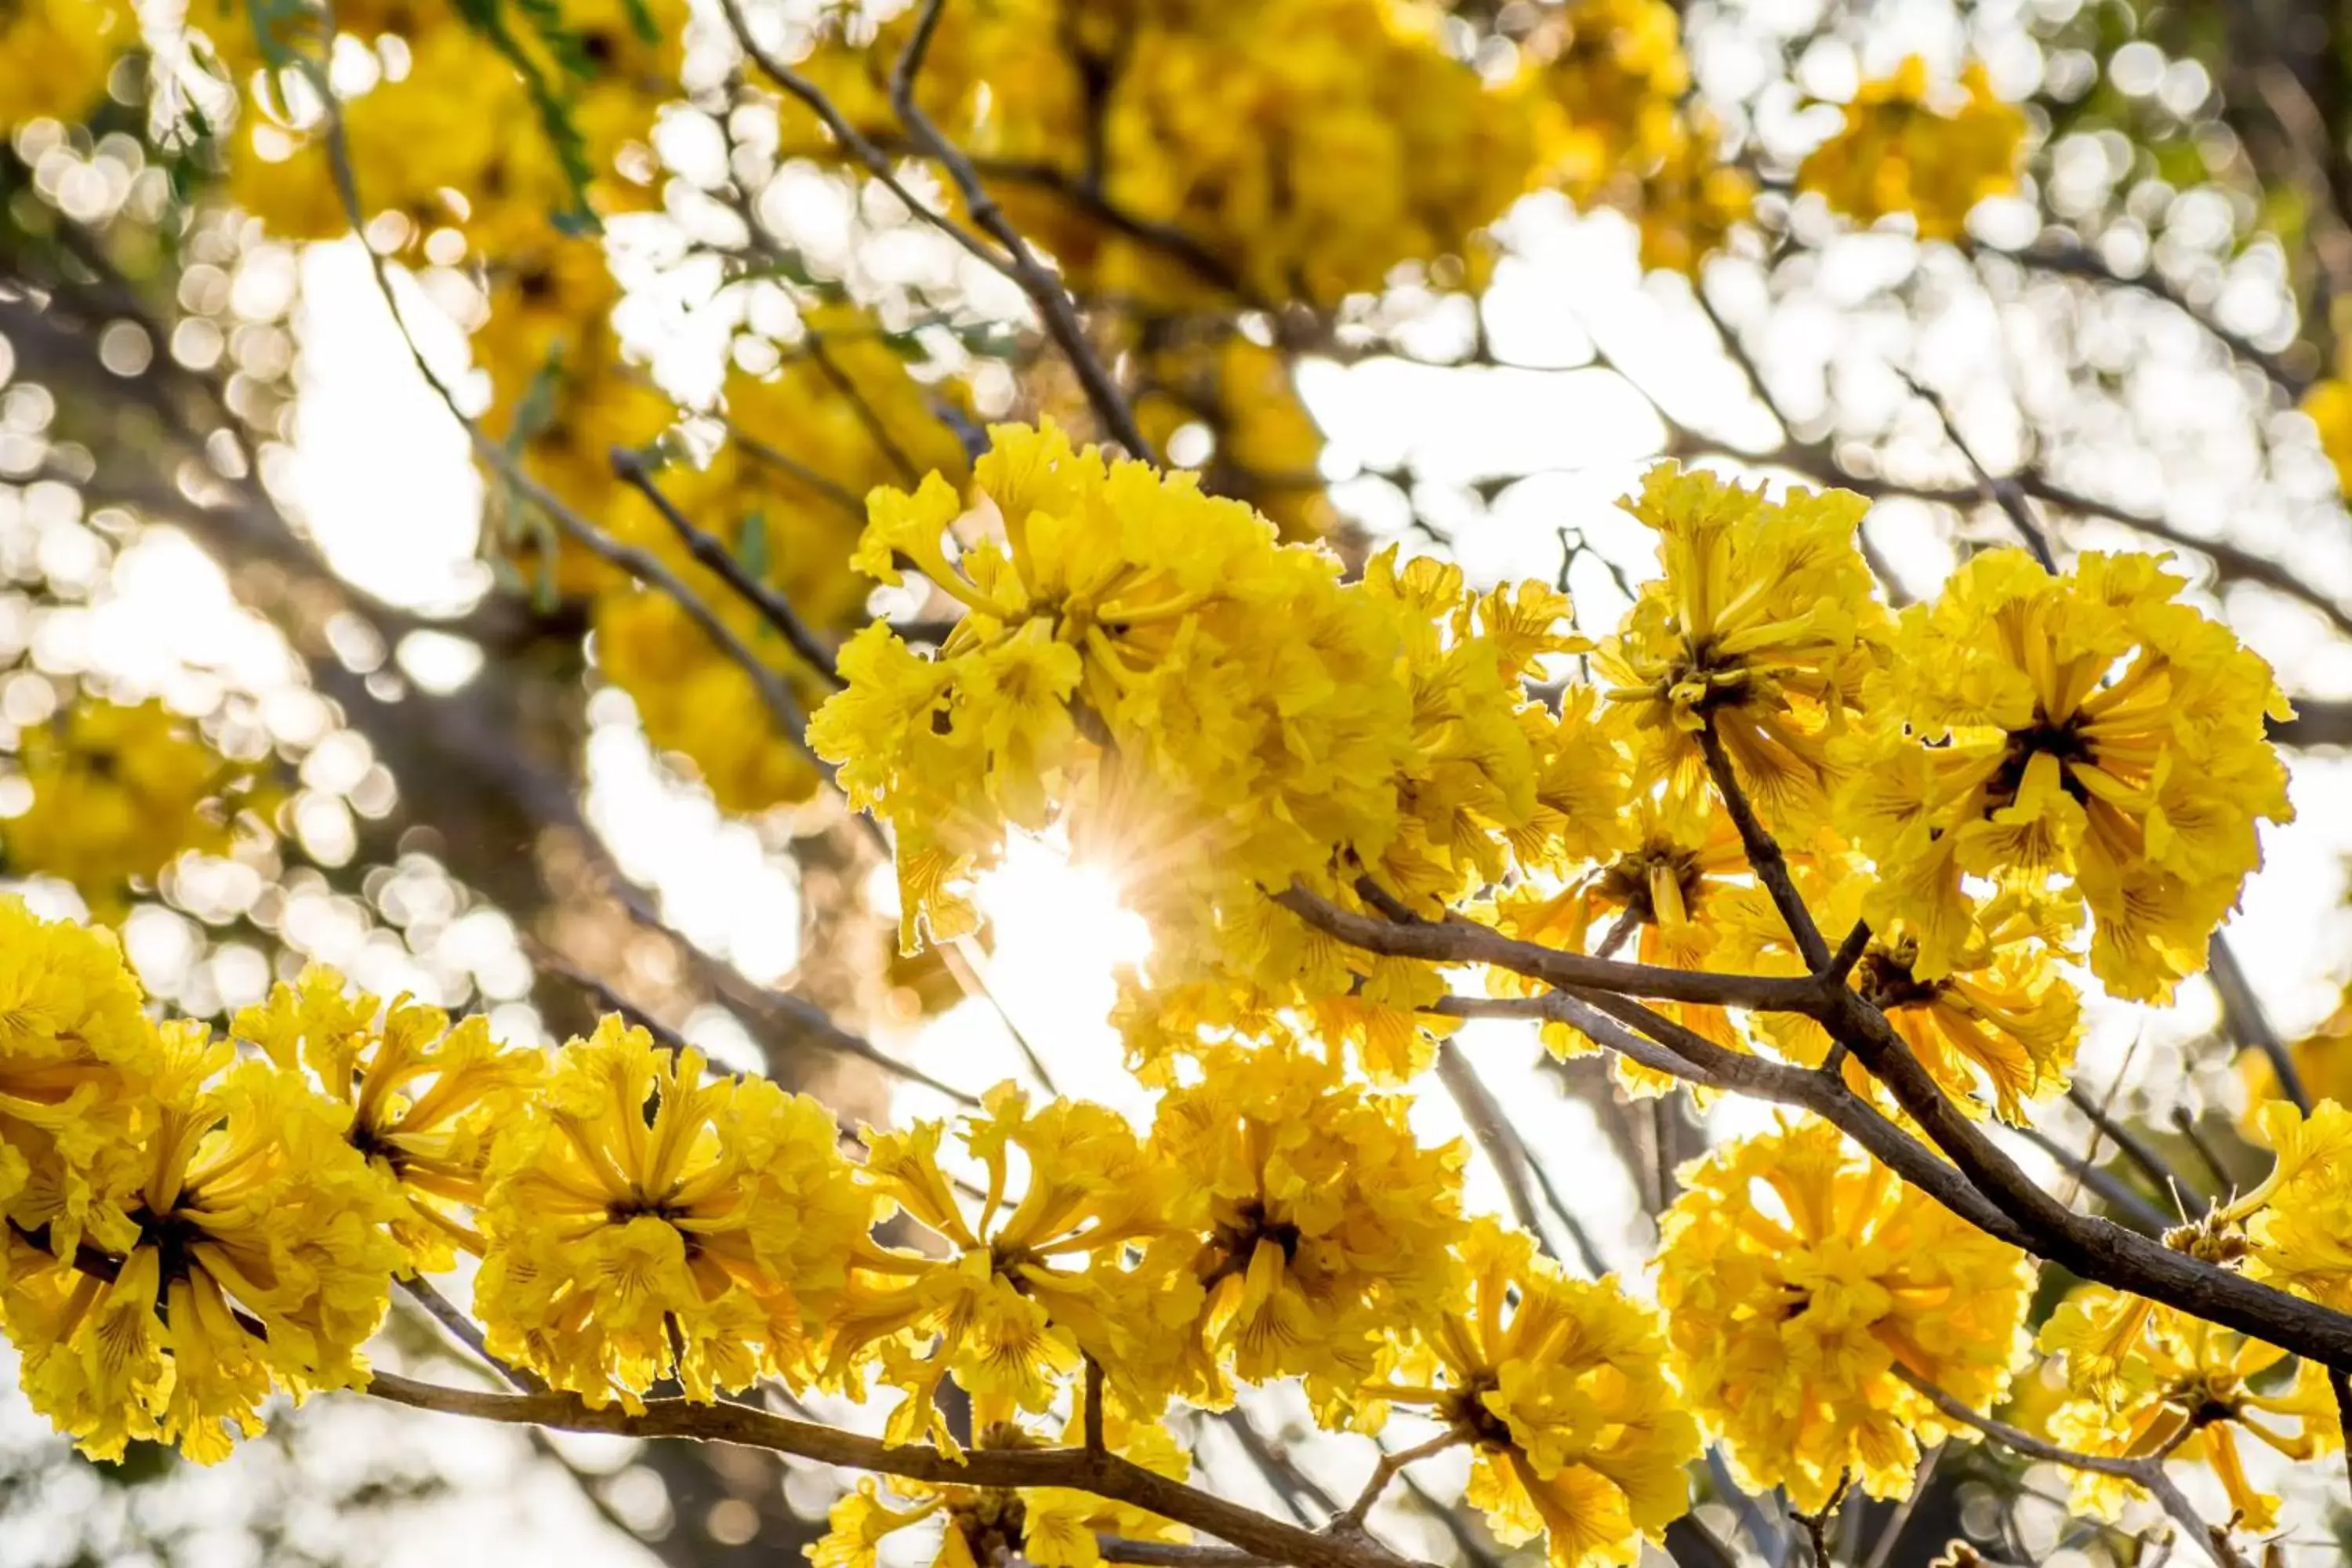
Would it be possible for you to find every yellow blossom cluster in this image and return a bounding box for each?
[1370,1219,1699,1565]
[822,428,2284,1127]
[475,1018,871,1404]
[2035,1284,2340,1532]
[0,0,134,129]
[1653,1119,2034,1511]
[0,907,405,1462]
[1521,0,1754,275]
[1726,869,2083,1121]
[211,0,678,250]
[0,894,1713,1568]
[1596,463,1888,832]
[789,0,1787,292]
[811,420,1596,1080]
[1797,58,2027,241]
[794,0,1537,310]
[4,697,276,916]
[1838,548,2292,1001]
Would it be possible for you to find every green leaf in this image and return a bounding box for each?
[736,507,771,580]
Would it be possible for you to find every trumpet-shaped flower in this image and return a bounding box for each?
[821,1086,1185,1449]
[1597,465,1886,832]
[1132,1038,1466,1418]
[1654,1118,2034,1510]
[2038,1287,2341,1532]
[474,1018,872,1406]
[1370,1220,1698,1568]
[1839,550,2292,998]
[234,968,545,1271]
[0,898,154,1263]
[3,1022,403,1463]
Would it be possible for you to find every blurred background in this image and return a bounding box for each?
[8,0,2352,1562]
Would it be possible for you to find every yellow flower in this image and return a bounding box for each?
[1132,1036,1466,1419]
[2304,376,2352,499]
[1839,549,2293,999]
[1733,878,2082,1121]
[2223,1097,2352,1313]
[1654,1117,2034,1511]
[2038,1287,2340,1533]
[1523,0,1688,196]
[5,697,274,916]
[0,898,155,1262]
[232,967,544,1271]
[2242,982,2352,1114]
[795,0,1534,310]
[1597,463,1886,832]
[1798,59,2025,241]
[812,420,1417,968]
[820,1086,1185,1450]
[474,1018,872,1407]
[0,0,134,132]
[1370,1220,1698,1568]
[1483,783,1751,1098]
[3,1021,404,1464]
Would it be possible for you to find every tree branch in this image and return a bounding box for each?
[1893,1369,2249,1568]
[883,0,1153,459]
[364,1374,1423,1568]
[1694,724,1829,971]
[611,446,847,688]
[1272,888,1824,1014]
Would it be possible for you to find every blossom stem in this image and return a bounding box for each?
[1333,1430,1465,1533]
[397,1276,539,1394]
[1693,721,1830,971]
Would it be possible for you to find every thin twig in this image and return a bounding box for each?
[717,0,1016,284]
[611,446,846,687]
[1695,724,1829,969]
[1434,1040,1580,1269]
[1973,238,2309,397]
[1334,1431,1464,1533]
[884,0,1154,459]
[2064,1083,2200,1206]
[398,1276,539,1393]
[1893,1369,2249,1568]
[2207,934,2307,1112]
[2009,1124,2172,1236]
[1793,1475,1846,1568]
[1893,368,2056,571]
[523,929,985,1109]
[1857,1443,1937,1568]
[2169,1107,2238,1197]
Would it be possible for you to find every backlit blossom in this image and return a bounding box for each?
[1654,1118,2033,1510]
